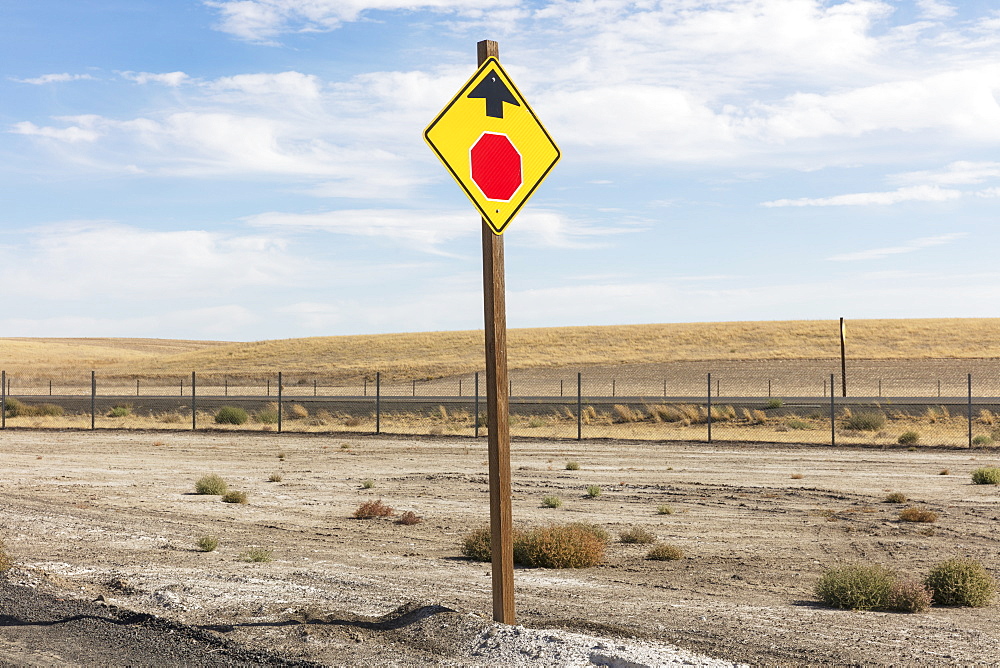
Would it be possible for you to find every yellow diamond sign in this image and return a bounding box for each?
[424,57,561,235]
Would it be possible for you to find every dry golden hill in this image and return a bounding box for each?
[2,318,999,382]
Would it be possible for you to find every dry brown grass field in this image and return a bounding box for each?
[3,318,1000,384]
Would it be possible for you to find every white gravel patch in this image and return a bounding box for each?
[467,623,749,667]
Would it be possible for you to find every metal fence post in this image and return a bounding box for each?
[191,371,197,431]
[91,371,96,430]
[278,371,283,433]
[830,373,836,447]
[707,373,712,443]
[1,370,6,430]
[376,371,381,435]
[475,371,480,438]
[577,372,582,441]
[136,378,140,397]
[968,373,973,448]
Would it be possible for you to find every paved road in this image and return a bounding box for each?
[9,393,999,419]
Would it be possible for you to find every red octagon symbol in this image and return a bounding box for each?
[470,132,522,201]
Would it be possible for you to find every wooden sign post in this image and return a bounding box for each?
[478,41,515,625]
[424,39,560,625]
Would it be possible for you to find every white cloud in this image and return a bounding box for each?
[915,0,956,20]
[205,0,518,42]
[120,71,191,86]
[762,185,963,207]
[751,65,1000,143]
[245,207,637,253]
[245,208,475,253]
[890,161,1000,186]
[0,222,306,300]
[208,71,322,99]
[827,233,967,261]
[12,73,95,85]
[10,117,103,143]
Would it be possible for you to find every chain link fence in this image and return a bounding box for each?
[2,362,999,448]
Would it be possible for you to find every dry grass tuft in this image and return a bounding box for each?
[898,506,937,523]
[513,524,606,569]
[353,499,394,519]
[0,540,13,571]
[396,511,422,525]
[646,543,684,561]
[619,527,656,544]
[221,490,248,504]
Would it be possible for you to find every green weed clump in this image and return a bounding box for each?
[196,535,219,552]
[817,564,938,612]
[541,496,562,509]
[361,479,375,489]
[4,398,64,417]
[254,404,279,424]
[214,406,249,425]
[971,467,1000,485]
[586,485,602,498]
[646,543,684,561]
[222,490,248,504]
[195,474,228,495]
[897,430,920,445]
[925,559,996,607]
[843,411,887,431]
[565,461,580,471]
[268,473,283,483]
[884,492,908,503]
[765,398,783,409]
[619,527,656,544]
[240,547,273,563]
[815,564,896,611]
[972,435,994,446]
[656,504,674,515]
[107,405,132,418]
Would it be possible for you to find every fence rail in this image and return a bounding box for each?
[3,368,1000,449]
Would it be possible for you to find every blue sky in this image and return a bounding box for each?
[2,0,1000,341]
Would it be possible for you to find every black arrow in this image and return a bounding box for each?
[467,70,520,119]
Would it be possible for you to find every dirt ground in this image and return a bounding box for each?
[1,429,999,666]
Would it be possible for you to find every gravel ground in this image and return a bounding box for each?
[1,430,999,665]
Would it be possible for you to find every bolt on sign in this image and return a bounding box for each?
[424,57,561,234]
